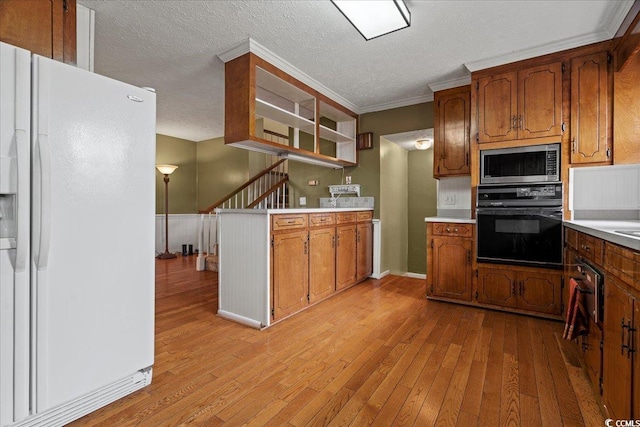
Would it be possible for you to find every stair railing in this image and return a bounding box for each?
[195,158,289,270]
[198,158,288,213]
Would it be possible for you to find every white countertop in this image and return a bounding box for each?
[216,207,373,215]
[564,220,640,251]
[425,217,476,224]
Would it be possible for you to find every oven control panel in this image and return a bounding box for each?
[477,183,562,207]
[516,185,557,198]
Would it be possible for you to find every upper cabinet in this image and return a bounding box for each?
[224,52,357,168]
[477,62,563,144]
[0,0,76,65]
[433,86,470,178]
[570,51,612,164]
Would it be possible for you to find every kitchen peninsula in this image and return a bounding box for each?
[217,208,374,329]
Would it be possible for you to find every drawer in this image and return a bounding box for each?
[578,233,604,266]
[309,213,335,227]
[336,212,357,224]
[357,211,373,222]
[565,228,578,251]
[604,242,640,290]
[272,214,307,231]
[432,222,473,238]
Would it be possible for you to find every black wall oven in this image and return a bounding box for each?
[476,184,563,268]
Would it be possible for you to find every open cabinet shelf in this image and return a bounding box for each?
[223,52,358,168]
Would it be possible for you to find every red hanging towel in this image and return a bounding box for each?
[563,278,588,340]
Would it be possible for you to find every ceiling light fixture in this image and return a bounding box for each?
[331,0,411,41]
[415,139,433,150]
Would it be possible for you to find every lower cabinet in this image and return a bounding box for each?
[476,266,563,315]
[271,210,373,323]
[356,220,373,281]
[336,224,357,290]
[272,229,309,321]
[309,226,336,304]
[426,222,473,301]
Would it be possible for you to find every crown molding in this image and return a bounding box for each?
[428,75,472,93]
[217,38,359,114]
[358,94,434,114]
[465,30,614,73]
[604,0,635,38]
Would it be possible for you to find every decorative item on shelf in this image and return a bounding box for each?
[156,164,178,260]
[331,0,411,41]
[415,139,433,150]
[356,132,373,150]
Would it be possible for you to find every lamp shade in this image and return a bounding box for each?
[332,0,411,40]
[156,164,178,175]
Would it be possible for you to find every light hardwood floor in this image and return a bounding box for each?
[69,256,604,426]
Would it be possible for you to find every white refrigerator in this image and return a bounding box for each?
[0,42,155,426]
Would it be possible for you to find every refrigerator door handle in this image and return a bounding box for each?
[14,129,29,273]
[34,133,52,270]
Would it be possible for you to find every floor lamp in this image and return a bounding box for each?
[157,164,178,259]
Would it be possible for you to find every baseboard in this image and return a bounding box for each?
[370,270,390,280]
[403,272,427,279]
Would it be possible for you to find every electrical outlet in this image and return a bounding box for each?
[443,195,456,205]
[307,180,318,186]
[299,197,307,206]
[345,175,352,184]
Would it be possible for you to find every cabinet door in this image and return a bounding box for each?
[476,267,517,308]
[432,237,472,301]
[517,271,562,315]
[356,222,373,281]
[0,0,76,64]
[272,231,308,320]
[309,227,335,303]
[477,72,518,143]
[570,52,611,164]
[434,87,470,176]
[603,279,633,420]
[580,318,602,395]
[517,62,563,139]
[336,225,357,290]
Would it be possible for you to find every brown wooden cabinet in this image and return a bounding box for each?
[0,0,76,64]
[223,52,358,167]
[271,229,309,321]
[426,222,473,302]
[602,277,635,419]
[613,51,640,165]
[570,51,612,164]
[309,214,336,304]
[433,86,470,178]
[270,210,373,323]
[356,221,373,281]
[476,265,563,315]
[336,224,357,290]
[477,62,563,143]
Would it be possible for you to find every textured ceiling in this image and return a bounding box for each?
[79,0,633,142]
[384,129,434,151]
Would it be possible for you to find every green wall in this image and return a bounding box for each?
[196,137,251,211]
[379,138,408,275]
[358,102,435,275]
[408,149,437,274]
[155,101,437,275]
[156,134,197,214]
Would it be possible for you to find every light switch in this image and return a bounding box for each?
[299,197,307,206]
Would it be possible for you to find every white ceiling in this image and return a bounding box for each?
[384,128,434,151]
[79,0,633,142]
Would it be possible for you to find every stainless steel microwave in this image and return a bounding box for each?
[479,143,560,185]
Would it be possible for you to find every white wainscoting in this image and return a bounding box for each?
[156,214,216,254]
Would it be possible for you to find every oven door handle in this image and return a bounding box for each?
[476,209,563,219]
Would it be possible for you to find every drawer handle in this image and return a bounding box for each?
[287,220,296,224]
[454,228,459,233]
